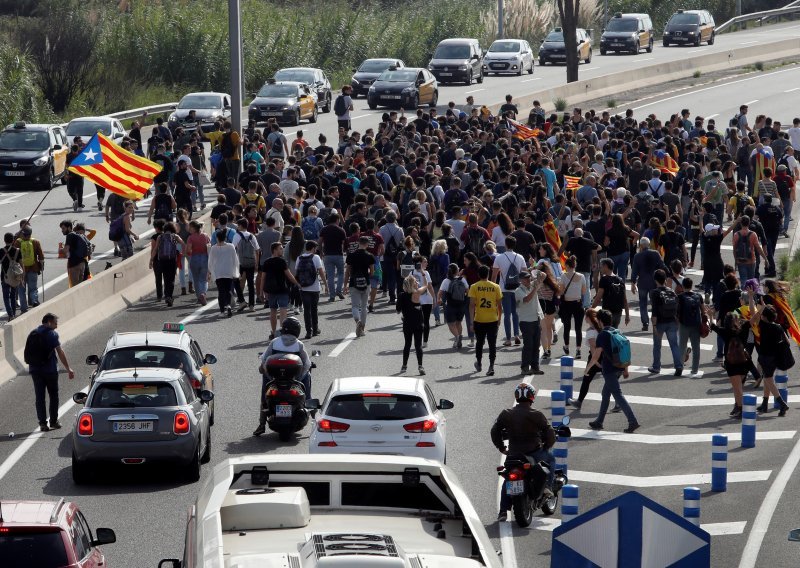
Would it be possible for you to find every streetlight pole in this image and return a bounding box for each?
[498,0,504,39]
[228,0,243,175]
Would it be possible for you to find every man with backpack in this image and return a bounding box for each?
[60,220,91,288]
[150,221,184,307]
[334,86,354,132]
[677,277,705,377]
[266,122,288,160]
[773,162,795,237]
[587,309,640,433]
[26,313,75,432]
[379,211,404,303]
[343,236,375,338]
[302,205,324,242]
[147,182,177,225]
[648,269,684,376]
[727,181,754,221]
[755,194,783,277]
[592,259,629,329]
[461,213,490,259]
[263,242,300,339]
[660,220,687,266]
[731,215,767,284]
[296,240,327,339]
[631,237,666,332]
[491,236,526,347]
[233,218,260,311]
[15,226,44,309]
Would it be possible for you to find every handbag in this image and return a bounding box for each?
[557,272,576,318]
[776,327,796,371]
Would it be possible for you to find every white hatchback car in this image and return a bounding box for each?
[309,377,454,463]
[65,116,126,146]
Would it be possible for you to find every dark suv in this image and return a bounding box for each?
[0,122,69,190]
[600,12,654,55]
[663,9,715,46]
[427,38,484,85]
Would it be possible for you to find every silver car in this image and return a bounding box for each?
[71,368,213,484]
[483,38,534,76]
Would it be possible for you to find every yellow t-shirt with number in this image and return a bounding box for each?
[468,280,502,323]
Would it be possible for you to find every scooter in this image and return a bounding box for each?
[262,354,319,441]
[497,415,572,527]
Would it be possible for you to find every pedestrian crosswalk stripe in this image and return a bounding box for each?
[567,469,771,487]
[563,329,713,350]
[523,518,746,536]
[545,359,705,377]
[568,428,796,444]
[539,389,731,407]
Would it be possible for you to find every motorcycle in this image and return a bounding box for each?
[261,354,319,442]
[497,415,572,527]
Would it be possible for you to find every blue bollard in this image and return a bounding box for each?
[562,484,579,523]
[775,373,789,410]
[560,356,574,400]
[551,390,566,426]
[742,394,757,448]
[683,486,701,526]
[711,434,728,492]
[553,436,569,474]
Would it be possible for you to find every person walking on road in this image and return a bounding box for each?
[437,263,469,349]
[677,277,705,377]
[263,242,299,338]
[209,228,240,318]
[150,222,183,307]
[343,236,375,337]
[587,309,640,433]
[631,237,666,332]
[334,86,354,132]
[185,220,210,305]
[492,235,525,347]
[61,221,91,289]
[0,233,21,321]
[25,313,75,432]
[16,226,44,308]
[648,269,684,376]
[592,258,629,329]
[515,269,546,375]
[397,274,429,375]
[296,240,327,339]
[319,213,347,302]
[469,264,503,376]
[559,255,588,358]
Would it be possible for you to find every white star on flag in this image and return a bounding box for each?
[83,149,98,161]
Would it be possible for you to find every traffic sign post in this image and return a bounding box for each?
[560,356,574,400]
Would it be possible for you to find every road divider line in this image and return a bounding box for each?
[568,428,795,444]
[687,49,708,53]
[540,388,730,407]
[568,469,771,487]
[524,518,745,535]
[351,114,370,120]
[497,453,518,568]
[521,77,542,83]
[637,57,655,62]
[744,98,759,105]
[785,87,800,93]
[181,300,219,325]
[740,40,760,45]
[328,332,357,357]
[465,88,485,94]
[546,360,705,377]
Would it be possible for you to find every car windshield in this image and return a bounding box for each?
[177,95,221,109]
[91,382,178,408]
[359,60,394,72]
[0,131,50,151]
[489,41,520,53]
[669,13,700,25]
[275,70,316,84]
[257,84,299,98]
[100,347,192,371]
[545,31,565,42]
[433,45,471,59]
[606,18,639,32]
[377,70,418,82]
[326,394,428,420]
[66,120,111,136]
[0,531,69,567]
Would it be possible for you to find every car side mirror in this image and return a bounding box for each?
[203,354,217,365]
[352,68,357,73]
[159,560,182,568]
[170,104,177,110]
[73,392,88,405]
[472,54,480,60]
[224,104,232,110]
[306,398,320,410]
[92,528,116,546]
[789,528,800,541]
[199,390,214,403]
[437,399,455,410]
[560,415,571,426]
[86,355,100,365]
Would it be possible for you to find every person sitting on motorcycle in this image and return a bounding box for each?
[253,317,312,436]
[491,382,556,520]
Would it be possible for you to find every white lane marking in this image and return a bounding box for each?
[525,519,745,535]
[738,424,800,567]
[581,66,598,71]
[328,332,357,357]
[540,389,730,407]
[706,114,719,120]
[569,429,795,444]
[687,49,708,53]
[744,99,759,105]
[740,40,760,45]
[4,214,36,228]
[785,87,800,93]
[569,469,771,487]
[351,114,370,120]
[632,66,799,110]
[497,453,518,568]
[181,300,219,325]
[563,328,713,350]
[0,298,214,483]
[521,77,542,83]
[547,359,706,377]
[465,88,485,94]
[637,57,655,62]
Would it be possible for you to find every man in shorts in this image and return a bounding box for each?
[262,242,299,340]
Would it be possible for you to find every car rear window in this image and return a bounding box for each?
[0,531,68,567]
[101,347,191,371]
[326,394,428,420]
[91,382,178,408]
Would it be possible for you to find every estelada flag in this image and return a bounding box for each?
[508,118,541,140]
[769,292,800,345]
[564,175,581,190]
[753,146,776,199]
[543,220,566,268]
[68,133,161,201]
[650,149,679,177]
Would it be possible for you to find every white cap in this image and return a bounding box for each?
[704,223,721,233]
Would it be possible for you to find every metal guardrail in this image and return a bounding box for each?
[717,4,800,34]
[59,103,178,129]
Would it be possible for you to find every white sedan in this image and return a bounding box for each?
[65,116,126,146]
[309,377,454,463]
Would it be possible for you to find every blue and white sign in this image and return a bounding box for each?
[551,491,710,567]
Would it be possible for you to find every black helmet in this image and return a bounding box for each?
[280,316,302,338]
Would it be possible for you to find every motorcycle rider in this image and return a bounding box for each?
[253,317,312,436]
[491,383,556,520]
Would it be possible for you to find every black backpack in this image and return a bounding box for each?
[271,134,284,155]
[333,95,347,116]
[654,287,679,321]
[503,253,520,290]
[734,230,754,263]
[775,175,793,201]
[154,193,173,220]
[465,227,486,257]
[761,205,783,233]
[384,228,401,258]
[296,255,317,288]
[679,292,702,326]
[603,275,625,312]
[24,329,52,366]
[221,133,235,159]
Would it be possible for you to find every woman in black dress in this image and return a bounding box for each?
[397,273,430,376]
[710,312,751,419]
[749,297,790,416]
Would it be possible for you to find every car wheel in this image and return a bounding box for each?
[72,453,90,485]
[528,60,534,74]
[708,32,715,45]
[40,168,55,191]
[368,98,377,110]
[200,431,211,464]
[694,35,701,47]
[322,94,331,113]
[209,400,215,426]
[184,443,201,482]
[309,106,318,124]
[465,71,472,86]
[663,40,669,47]
[517,64,523,76]
[429,90,438,108]
[539,58,546,66]
[476,69,483,84]
[646,38,653,53]
[405,94,418,111]
[290,110,300,126]
[599,49,606,56]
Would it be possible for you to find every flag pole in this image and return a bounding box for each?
[24,185,56,225]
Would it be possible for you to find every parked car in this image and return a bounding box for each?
[367,67,438,111]
[427,38,484,85]
[663,9,715,47]
[65,116,126,146]
[248,80,318,126]
[0,498,115,567]
[599,12,654,55]
[0,121,68,190]
[538,27,593,65]
[273,67,332,113]
[483,38,534,75]
[351,58,405,97]
[167,92,232,133]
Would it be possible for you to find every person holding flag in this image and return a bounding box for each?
[751,143,776,200]
[763,279,800,345]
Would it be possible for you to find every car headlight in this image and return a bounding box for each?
[402,87,414,93]
[168,114,176,122]
[428,65,434,70]
[33,156,49,167]
[352,78,360,85]
[369,85,376,93]
[458,65,467,70]
[688,31,696,35]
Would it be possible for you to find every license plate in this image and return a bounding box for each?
[4,171,24,177]
[262,111,282,117]
[440,72,452,76]
[611,43,624,47]
[113,421,153,432]
[382,95,401,100]
[506,480,525,495]
[552,54,565,58]
[276,404,292,418]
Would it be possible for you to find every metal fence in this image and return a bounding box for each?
[717,3,800,34]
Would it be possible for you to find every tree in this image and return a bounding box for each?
[556,0,581,83]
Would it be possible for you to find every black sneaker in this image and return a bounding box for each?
[367,304,374,313]
[474,360,482,373]
[305,333,313,340]
[39,422,50,432]
[313,329,321,336]
[674,368,683,377]
[611,405,622,413]
[49,421,62,429]
[486,366,495,376]
[588,421,603,430]
[418,366,425,376]
[642,323,649,332]
[226,307,232,318]
[530,368,545,375]
[252,424,266,436]
[623,423,641,434]
[552,333,559,344]
[338,293,345,300]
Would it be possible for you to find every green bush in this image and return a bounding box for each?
[0,41,55,125]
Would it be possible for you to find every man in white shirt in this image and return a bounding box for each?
[265,197,285,231]
[278,167,301,198]
[232,218,261,311]
[788,118,800,150]
[295,241,327,338]
[491,236,526,347]
[335,86,354,131]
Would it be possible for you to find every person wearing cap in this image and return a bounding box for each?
[630,237,666,332]
[15,226,44,309]
[515,268,546,375]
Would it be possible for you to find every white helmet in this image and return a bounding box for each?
[514,382,536,403]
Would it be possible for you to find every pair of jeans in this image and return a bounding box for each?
[678,323,701,373]
[609,251,630,282]
[580,271,591,308]
[32,372,59,425]
[560,300,584,348]
[519,320,542,370]
[499,447,556,512]
[1,282,16,317]
[501,291,520,340]
[764,232,779,275]
[238,266,256,306]
[594,369,638,426]
[737,262,756,284]
[782,197,793,232]
[188,254,208,296]
[301,291,319,333]
[177,248,193,289]
[381,258,398,300]
[216,278,233,310]
[474,320,499,365]
[16,283,27,312]
[350,287,369,325]
[638,287,652,325]
[324,255,344,299]
[402,325,424,367]
[652,320,683,371]
[23,270,38,305]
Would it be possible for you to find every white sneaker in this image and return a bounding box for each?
[72,199,78,212]
[468,339,475,347]
[422,342,428,348]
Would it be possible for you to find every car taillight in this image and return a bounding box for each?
[317,419,350,433]
[267,389,278,397]
[289,389,299,397]
[416,442,436,447]
[191,378,202,389]
[403,420,437,433]
[508,470,522,481]
[77,414,93,436]
[173,411,190,435]
[318,441,338,447]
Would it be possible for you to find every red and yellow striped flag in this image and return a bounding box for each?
[650,150,679,177]
[564,175,581,190]
[68,133,161,201]
[508,118,541,140]
[770,292,800,345]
